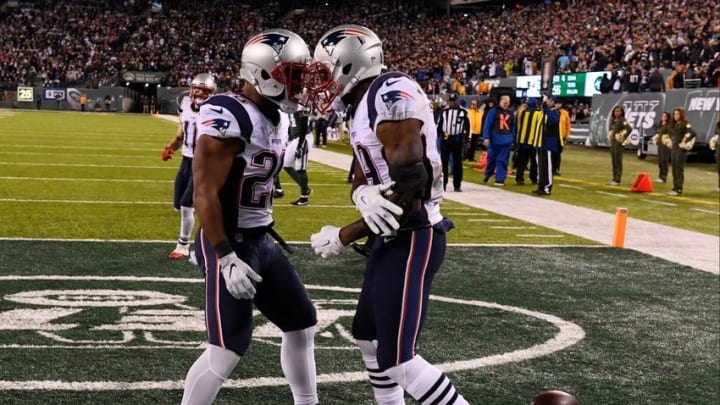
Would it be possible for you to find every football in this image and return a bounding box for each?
[531,390,580,405]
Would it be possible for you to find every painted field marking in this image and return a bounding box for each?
[0,198,355,209]
[640,199,677,207]
[691,208,719,215]
[445,212,489,216]
[468,219,511,222]
[0,162,174,170]
[5,144,159,152]
[595,190,627,198]
[0,176,173,184]
[0,237,591,248]
[516,234,565,238]
[0,151,160,159]
[0,276,585,391]
[0,198,170,205]
[558,184,584,190]
[491,226,537,230]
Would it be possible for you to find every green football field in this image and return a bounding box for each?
[0,110,718,404]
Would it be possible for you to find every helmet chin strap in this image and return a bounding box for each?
[341,66,368,97]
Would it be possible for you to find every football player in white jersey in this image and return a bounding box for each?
[284,105,314,205]
[308,25,468,405]
[162,73,216,260]
[273,108,313,204]
[181,29,318,405]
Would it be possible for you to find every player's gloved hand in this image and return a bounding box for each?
[161,147,174,161]
[310,225,346,258]
[352,182,403,235]
[218,252,262,300]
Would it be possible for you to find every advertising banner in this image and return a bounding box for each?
[516,71,611,98]
[589,89,719,148]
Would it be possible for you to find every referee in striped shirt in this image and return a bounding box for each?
[437,93,470,192]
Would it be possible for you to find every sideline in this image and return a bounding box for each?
[310,148,719,275]
[155,114,719,275]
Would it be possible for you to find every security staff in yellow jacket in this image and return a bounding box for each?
[514,98,541,185]
[553,102,570,175]
[465,99,484,162]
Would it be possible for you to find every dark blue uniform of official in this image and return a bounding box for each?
[482,98,516,185]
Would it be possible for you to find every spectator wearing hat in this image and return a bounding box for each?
[514,98,541,185]
[482,94,516,186]
[437,93,470,191]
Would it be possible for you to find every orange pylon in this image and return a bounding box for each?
[630,172,653,193]
[473,151,488,172]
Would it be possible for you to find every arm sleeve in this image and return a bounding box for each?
[623,121,633,136]
[544,108,560,125]
[372,76,429,133]
[482,108,495,140]
[196,97,252,144]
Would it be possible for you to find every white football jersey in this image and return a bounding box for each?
[196,93,286,229]
[350,72,444,227]
[178,97,199,158]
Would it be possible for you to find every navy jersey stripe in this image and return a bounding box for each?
[205,95,254,142]
[366,71,412,129]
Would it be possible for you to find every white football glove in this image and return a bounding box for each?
[352,183,403,235]
[218,252,262,300]
[310,225,346,258]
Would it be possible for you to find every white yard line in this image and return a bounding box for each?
[595,190,627,198]
[640,198,677,207]
[0,162,173,169]
[0,198,170,205]
[0,151,159,159]
[468,218,511,222]
[691,208,720,215]
[558,184,584,190]
[516,234,565,238]
[491,226,537,229]
[0,176,172,183]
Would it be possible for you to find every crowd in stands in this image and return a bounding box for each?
[0,0,718,93]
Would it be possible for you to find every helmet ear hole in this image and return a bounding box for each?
[261,70,271,80]
[342,63,353,75]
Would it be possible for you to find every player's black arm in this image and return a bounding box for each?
[338,219,371,246]
[337,119,425,245]
[377,118,427,214]
[192,135,244,256]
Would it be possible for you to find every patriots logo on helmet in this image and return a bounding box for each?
[381,90,414,109]
[321,27,368,56]
[247,32,290,54]
[202,118,231,136]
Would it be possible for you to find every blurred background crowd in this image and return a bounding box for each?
[0,0,718,93]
